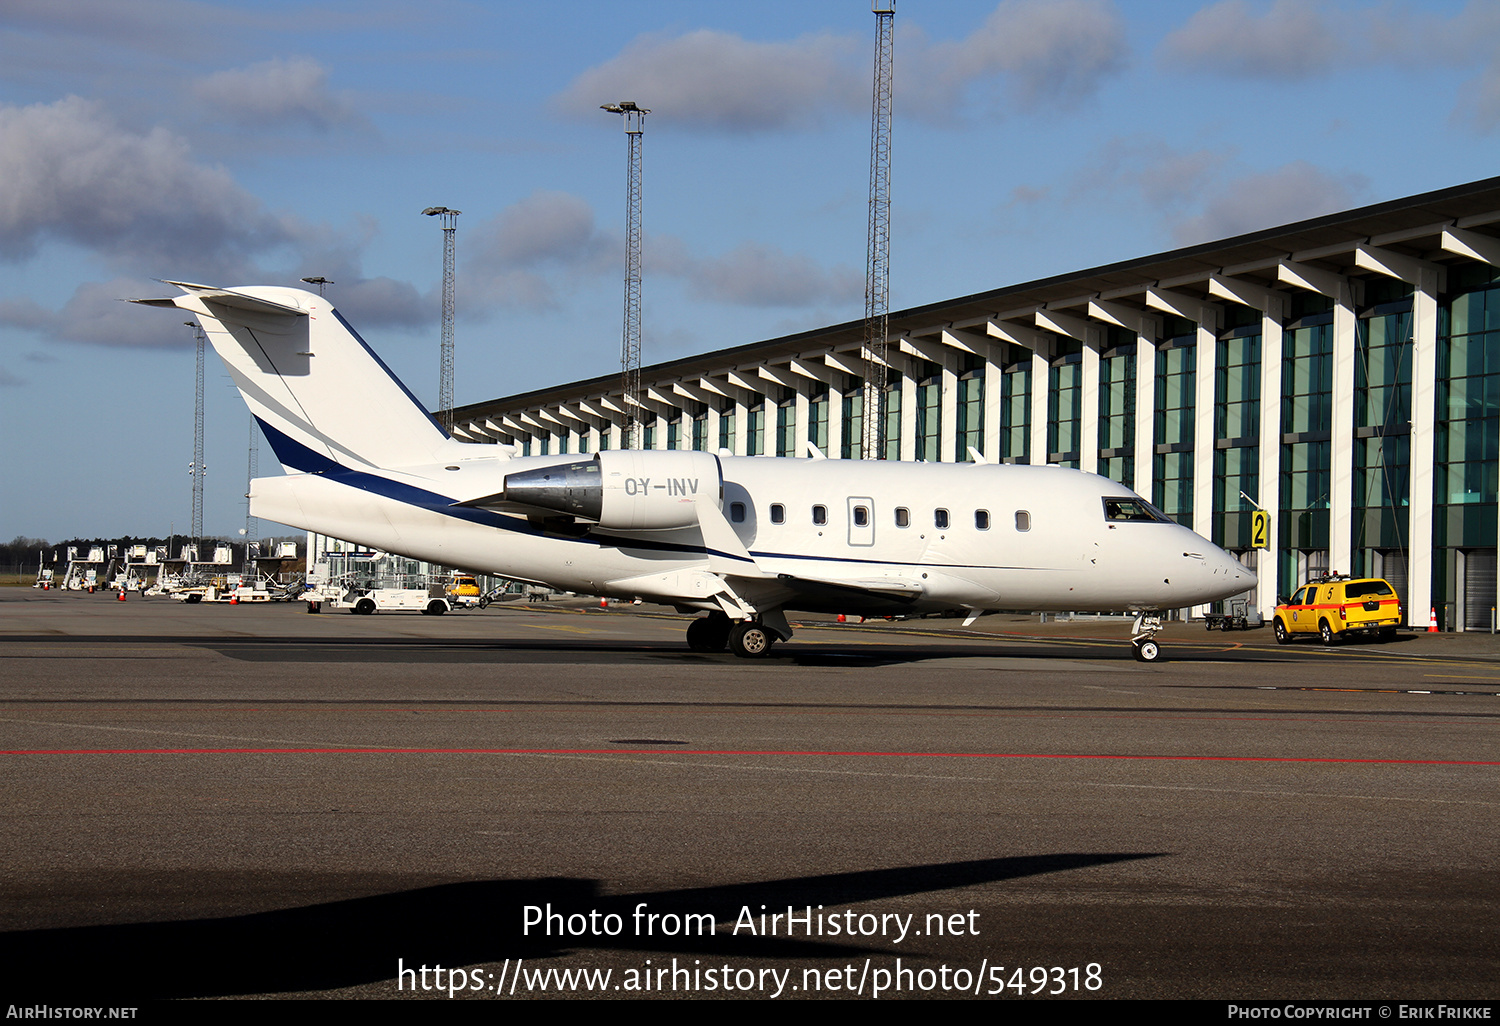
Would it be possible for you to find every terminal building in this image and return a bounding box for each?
[448,176,1500,631]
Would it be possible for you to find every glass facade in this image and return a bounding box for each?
[1352,298,1413,575]
[775,399,796,457]
[915,361,941,462]
[1048,346,1082,467]
[1278,312,1334,593]
[809,388,829,455]
[747,403,765,456]
[719,405,736,452]
[841,390,863,460]
[957,368,983,462]
[1097,338,1135,487]
[1153,336,1195,525]
[1000,354,1030,463]
[1213,327,1260,548]
[882,382,902,462]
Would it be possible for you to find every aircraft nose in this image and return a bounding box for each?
[1203,545,1256,593]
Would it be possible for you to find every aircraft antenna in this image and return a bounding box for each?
[185,320,206,549]
[422,207,461,434]
[862,1,894,460]
[602,101,649,449]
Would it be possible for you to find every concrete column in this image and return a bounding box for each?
[1133,333,1155,498]
[1258,302,1286,616]
[939,352,958,463]
[900,372,917,462]
[1080,330,1101,474]
[793,387,810,458]
[983,357,1002,463]
[1329,283,1358,574]
[1030,340,1051,465]
[1192,310,1220,545]
[1409,270,1440,627]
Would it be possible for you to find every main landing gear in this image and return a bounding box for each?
[685,611,787,658]
[685,612,732,652]
[1131,611,1165,663]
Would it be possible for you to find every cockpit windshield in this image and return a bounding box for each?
[1102,498,1172,523]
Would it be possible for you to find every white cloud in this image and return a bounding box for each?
[905,0,1129,118]
[554,29,865,131]
[1159,0,1343,79]
[193,57,368,132]
[555,2,1129,131]
[1172,161,1369,245]
[0,96,290,273]
[466,190,620,312]
[683,241,863,308]
[464,190,858,312]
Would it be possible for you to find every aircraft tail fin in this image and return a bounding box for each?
[134,281,455,472]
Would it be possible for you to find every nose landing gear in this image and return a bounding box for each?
[1131,612,1165,662]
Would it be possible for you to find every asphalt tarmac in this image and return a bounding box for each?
[1,588,1496,1002]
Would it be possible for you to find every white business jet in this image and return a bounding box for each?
[135,282,1254,661]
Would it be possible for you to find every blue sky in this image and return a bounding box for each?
[3,0,1498,541]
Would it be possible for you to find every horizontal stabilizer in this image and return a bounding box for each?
[136,281,454,472]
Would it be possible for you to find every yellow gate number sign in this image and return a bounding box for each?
[1251,510,1270,550]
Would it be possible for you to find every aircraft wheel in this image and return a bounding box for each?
[686,616,728,652]
[728,621,774,658]
[1133,639,1162,662]
[354,598,377,615]
[1319,619,1338,646]
[1273,619,1290,645]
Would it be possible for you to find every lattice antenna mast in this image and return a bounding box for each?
[423,207,461,433]
[602,101,649,449]
[185,321,206,548]
[862,1,895,460]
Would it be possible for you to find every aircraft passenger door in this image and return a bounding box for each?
[847,497,875,547]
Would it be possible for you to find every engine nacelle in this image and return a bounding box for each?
[503,450,722,531]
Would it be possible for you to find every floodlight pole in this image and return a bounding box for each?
[862,1,894,460]
[423,207,461,434]
[602,101,649,449]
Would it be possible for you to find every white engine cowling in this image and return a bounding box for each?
[503,450,722,531]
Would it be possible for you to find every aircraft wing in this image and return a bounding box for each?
[770,572,925,603]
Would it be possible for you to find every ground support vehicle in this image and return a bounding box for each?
[1272,574,1402,645]
[1203,598,1259,632]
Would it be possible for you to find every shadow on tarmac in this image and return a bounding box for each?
[1,852,1162,998]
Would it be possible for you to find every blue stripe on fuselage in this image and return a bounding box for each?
[254,417,1050,573]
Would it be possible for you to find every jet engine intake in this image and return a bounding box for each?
[503,450,722,531]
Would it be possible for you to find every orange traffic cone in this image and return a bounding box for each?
[836,614,846,622]
[1428,607,1438,633]
[599,597,608,608]
[117,590,126,601]
[230,592,239,605]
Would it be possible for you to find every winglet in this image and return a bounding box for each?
[967,446,988,465]
[804,441,827,460]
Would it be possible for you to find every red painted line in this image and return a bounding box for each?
[1,747,1496,766]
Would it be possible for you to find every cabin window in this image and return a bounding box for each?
[894,507,910,527]
[853,505,869,527]
[975,509,990,530]
[770,503,785,525]
[934,509,950,530]
[812,505,827,525]
[1015,510,1031,532]
[730,502,746,523]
